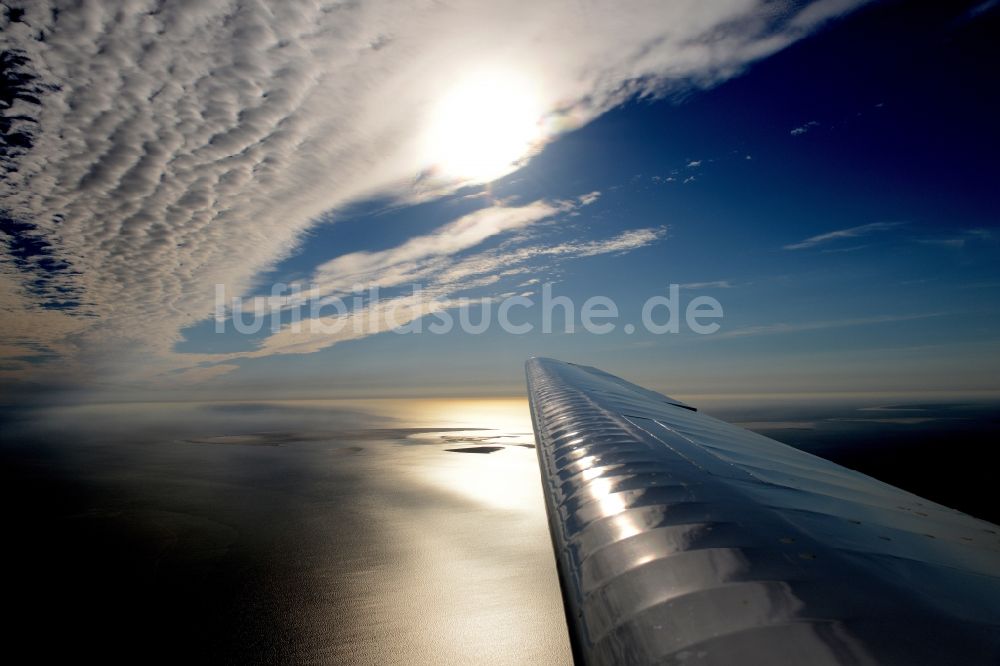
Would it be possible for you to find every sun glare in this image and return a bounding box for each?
[425,71,545,183]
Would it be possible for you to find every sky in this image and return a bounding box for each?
[2,0,999,402]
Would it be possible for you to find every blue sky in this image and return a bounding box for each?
[2,0,999,400]
[174,1,1000,398]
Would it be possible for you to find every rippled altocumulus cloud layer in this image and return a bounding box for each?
[0,0,867,386]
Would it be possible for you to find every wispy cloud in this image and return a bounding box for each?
[545,228,667,258]
[680,280,735,289]
[916,228,994,249]
[711,312,946,339]
[821,244,874,254]
[197,197,668,361]
[917,238,965,249]
[784,222,901,250]
[964,0,999,21]
[238,230,669,358]
[790,120,821,135]
[308,201,567,294]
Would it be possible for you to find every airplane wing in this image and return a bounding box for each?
[525,357,1000,665]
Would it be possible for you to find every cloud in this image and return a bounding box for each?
[790,120,821,135]
[182,197,667,364]
[917,238,966,249]
[784,222,901,250]
[168,363,241,384]
[238,292,448,358]
[820,244,870,254]
[0,0,871,386]
[710,312,946,339]
[917,228,994,249]
[964,0,999,21]
[680,280,734,289]
[543,227,667,259]
[307,200,566,295]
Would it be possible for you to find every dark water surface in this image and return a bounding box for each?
[3,396,999,663]
[2,399,571,664]
[711,398,1000,525]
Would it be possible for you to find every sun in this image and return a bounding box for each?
[425,70,545,183]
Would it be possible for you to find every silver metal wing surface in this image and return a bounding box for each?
[526,357,1000,665]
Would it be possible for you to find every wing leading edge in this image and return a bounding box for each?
[526,357,1000,665]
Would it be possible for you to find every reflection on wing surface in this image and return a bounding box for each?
[526,357,1000,665]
